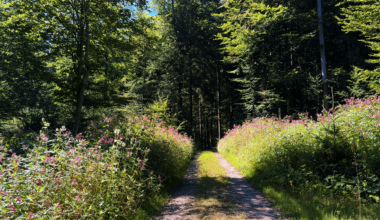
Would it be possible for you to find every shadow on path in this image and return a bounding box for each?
[156,152,284,219]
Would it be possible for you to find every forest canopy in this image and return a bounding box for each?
[0,0,379,147]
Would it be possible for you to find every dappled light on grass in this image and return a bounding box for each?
[194,151,244,220]
[260,184,380,219]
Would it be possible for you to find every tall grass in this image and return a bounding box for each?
[218,95,380,218]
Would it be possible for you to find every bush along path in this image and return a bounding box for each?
[0,115,194,219]
[156,151,282,220]
[218,96,380,219]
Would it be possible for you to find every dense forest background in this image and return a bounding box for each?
[0,0,379,148]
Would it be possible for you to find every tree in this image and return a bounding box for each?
[1,0,148,134]
[337,0,380,93]
[217,0,372,118]
[317,0,328,110]
[0,1,54,130]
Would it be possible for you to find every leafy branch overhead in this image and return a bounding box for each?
[216,0,286,63]
[337,0,380,93]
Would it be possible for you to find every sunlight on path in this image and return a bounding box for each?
[155,153,200,220]
[215,153,283,219]
[156,151,283,220]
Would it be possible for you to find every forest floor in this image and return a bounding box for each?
[155,151,283,220]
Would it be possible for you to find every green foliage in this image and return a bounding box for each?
[0,0,155,132]
[144,96,180,128]
[337,0,380,94]
[218,95,380,209]
[215,0,286,63]
[215,0,373,118]
[0,114,194,218]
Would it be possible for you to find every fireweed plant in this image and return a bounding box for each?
[0,115,194,219]
[218,95,380,204]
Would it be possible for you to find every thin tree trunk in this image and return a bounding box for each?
[178,72,183,122]
[189,70,193,137]
[229,84,233,128]
[205,116,208,149]
[199,99,202,146]
[210,116,213,148]
[217,66,221,140]
[188,0,193,137]
[317,0,328,110]
[73,0,90,135]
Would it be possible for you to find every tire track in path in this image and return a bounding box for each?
[215,152,282,220]
[155,153,201,220]
[156,152,283,220]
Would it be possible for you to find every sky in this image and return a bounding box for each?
[147,0,158,16]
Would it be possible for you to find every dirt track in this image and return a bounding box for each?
[156,152,282,220]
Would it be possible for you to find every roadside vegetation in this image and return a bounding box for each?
[218,95,380,219]
[0,115,194,219]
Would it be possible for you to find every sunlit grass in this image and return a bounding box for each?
[221,135,380,220]
[197,151,226,178]
[194,151,245,220]
[218,96,380,219]
[256,181,380,220]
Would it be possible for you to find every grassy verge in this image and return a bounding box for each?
[223,154,380,220]
[133,150,199,219]
[194,151,244,220]
[133,173,185,219]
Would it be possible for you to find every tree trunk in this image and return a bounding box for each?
[317,0,329,110]
[73,0,90,135]
[189,69,193,137]
[210,116,213,148]
[178,71,183,122]
[217,66,221,140]
[205,116,208,149]
[188,1,193,137]
[230,85,233,128]
[199,99,202,146]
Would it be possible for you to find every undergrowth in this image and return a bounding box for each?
[0,115,194,219]
[218,95,380,219]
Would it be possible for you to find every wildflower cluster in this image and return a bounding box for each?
[84,114,194,181]
[218,95,380,203]
[0,114,194,219]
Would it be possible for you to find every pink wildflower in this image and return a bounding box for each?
[9,205,15,212]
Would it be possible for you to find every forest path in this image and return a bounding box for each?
[156,151,282,220]
[214,152,282,219]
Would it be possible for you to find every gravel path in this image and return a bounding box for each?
[155,153,201,220]
[215,152,282,219]
[156,152,283,220]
